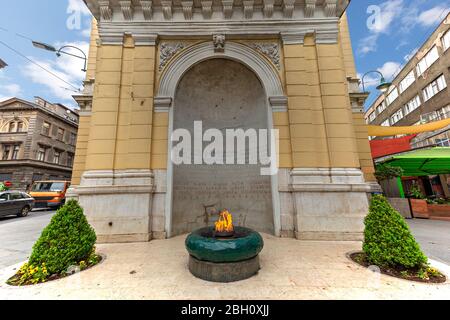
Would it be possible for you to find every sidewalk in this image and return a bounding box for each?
[0,234,449,300]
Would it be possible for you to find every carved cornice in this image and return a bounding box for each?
[181,1,194,20]
[161,0,172,20]
[282,0,295,18]
[201,0,213,19]
[304,0,316,18]
[263,0,274,18]
[222,0,234,19]
[119,1,133,20]
[98,0,112,21]
[243,1,254,19]
[87,0,349,22]
[140,0,153,20]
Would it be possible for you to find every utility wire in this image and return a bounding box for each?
[0,40,81,92]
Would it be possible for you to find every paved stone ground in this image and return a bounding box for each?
[407,219,450,265]
[0,235,449,300]
[0,210,55,269]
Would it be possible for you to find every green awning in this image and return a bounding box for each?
[382,147,450,176]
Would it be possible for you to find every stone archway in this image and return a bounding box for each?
[171,58,274,236]
[155,41,288,238]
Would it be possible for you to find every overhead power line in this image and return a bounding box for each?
[0,40,81,92]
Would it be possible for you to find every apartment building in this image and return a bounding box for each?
[365,13,450,147]
[0,97,79,190]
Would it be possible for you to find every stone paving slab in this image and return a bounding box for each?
[0,234,449,300]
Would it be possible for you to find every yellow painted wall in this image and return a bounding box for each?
[339,13,377,181]
[76,15,373,177]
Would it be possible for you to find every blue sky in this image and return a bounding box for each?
[0,0,449,110]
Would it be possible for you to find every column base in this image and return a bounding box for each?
[290,168,370,241]
[68,170,156,244]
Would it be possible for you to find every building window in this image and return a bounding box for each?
[376,101,387,114]
[2,145,11,160]
[37,147,46,162]
[381,119,390,127]
[57,128,65,141]
[391,109,404,124]
[368,112,376,123]
[69,132,77,145]
[8,122,15,133]
[386,88,399,105]
[53,151,61,164]
[11,145,19,160]
[423,74,447,102]
[442,30,450,52]
[67,153,74,167]
[435,138,450,147]
[42,122,51,136]
[416,46,439,76]
[439,105,450,119]
[399,70,416,94]
[404,95,422,115]
[17,122,24,132]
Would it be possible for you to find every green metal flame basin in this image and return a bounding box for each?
[185,226,264,263]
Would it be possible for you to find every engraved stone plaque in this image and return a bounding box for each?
[172,59,274,236]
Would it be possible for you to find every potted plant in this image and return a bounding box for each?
[426,197,450,221]
[408,184,429,219]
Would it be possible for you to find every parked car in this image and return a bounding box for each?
[29,181,70,209]
[0,191,35,218]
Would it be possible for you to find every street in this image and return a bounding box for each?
[0,213,449,270]
[0,209,55,269]
[406,219,450,265]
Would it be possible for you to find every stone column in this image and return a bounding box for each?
[73,35,156,243]
[283,33,370,241]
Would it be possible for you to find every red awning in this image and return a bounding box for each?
[370,135,417,159]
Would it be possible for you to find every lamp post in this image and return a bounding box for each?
[361,70,392,94]
[32,41,87,72]
[0,58,7,69]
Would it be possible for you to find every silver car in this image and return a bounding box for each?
[0,191,35,218]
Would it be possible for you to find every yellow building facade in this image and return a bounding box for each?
[71,0,378,243]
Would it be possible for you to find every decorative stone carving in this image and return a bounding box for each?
[159,42,186,71]
[324,0,337,17]
[181,1,194,20]
[222,0,234,19]
[201,0,213,19]
[213,34,226,53]
[263,0,274,18]
[140,0,153,20]
[98,0,112,21]
[243,1,254,19]
[305,0,316,18]
[251,43,280,70]
[119,1,133,20]
[161,0,172,20]
[282,0,295,18]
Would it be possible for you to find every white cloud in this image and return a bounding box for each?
[358,1,450,56]
[21,41,88,103]
[358,0,404,55]
[67,0,91,15]
[378,61,402,79]
[417,6,449,27]
[0,83,22,102]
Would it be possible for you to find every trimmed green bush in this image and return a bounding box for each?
[363,195,427,269]
[29,199,97,274]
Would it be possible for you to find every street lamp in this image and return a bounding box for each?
[32,41,87,72]
[361,70,392,94]
[0,58,7,69]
